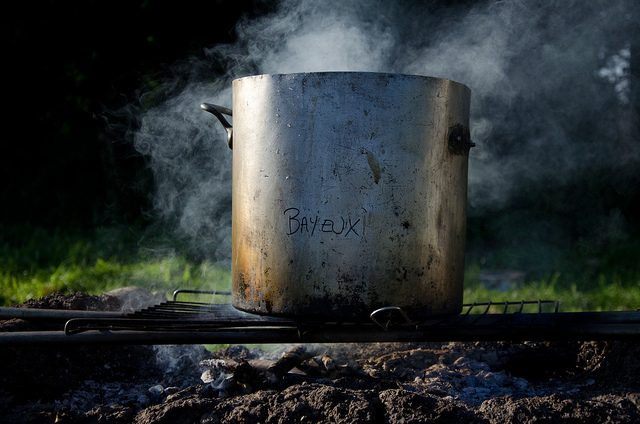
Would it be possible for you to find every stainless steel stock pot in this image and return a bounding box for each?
[202,72,473,320]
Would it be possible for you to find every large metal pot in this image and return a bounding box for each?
[202,72,473,320]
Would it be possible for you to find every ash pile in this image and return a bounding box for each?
[1,291,640,424]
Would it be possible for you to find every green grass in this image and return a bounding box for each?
[1,224,638,312]
[462,238,640,312]
[0,255,232,306]
[463,271,640,313]
[0,224,231,306]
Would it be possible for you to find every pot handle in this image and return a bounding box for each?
[448,124,475,155]
[201,103,233,149]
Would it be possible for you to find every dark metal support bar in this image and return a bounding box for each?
[2,311,640,345]
[0,307,123,321]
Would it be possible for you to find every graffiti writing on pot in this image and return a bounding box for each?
[284,207,362,237]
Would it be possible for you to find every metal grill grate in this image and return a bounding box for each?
[62,290,563,337]
[3,290,638,345]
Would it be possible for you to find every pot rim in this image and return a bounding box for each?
[232,71,470,91]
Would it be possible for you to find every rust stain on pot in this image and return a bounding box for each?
[263,267,273,313]
[365,150,381,184]
[236,271,252,302]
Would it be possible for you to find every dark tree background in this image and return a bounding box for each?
[1,0,267,228]
[1,0,639,283]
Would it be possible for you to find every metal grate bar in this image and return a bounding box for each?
[63,297,561,336]
[63,301,296,335]
[461,300,559,315]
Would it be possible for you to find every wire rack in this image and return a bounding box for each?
[2,290,638,345]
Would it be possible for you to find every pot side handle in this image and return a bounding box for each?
[448,124,475,155]
[201,103,233,149]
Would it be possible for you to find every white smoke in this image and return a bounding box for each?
[134,83,233,262]
[133,0,638,261]
[234,1,395,74]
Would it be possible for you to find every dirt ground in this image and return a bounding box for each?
[1,289,639,423]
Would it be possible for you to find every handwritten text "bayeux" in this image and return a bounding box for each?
[284,207,362,237]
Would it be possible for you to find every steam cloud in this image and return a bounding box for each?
[133,0,637,263]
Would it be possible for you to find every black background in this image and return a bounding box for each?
[1,0,267,228]
[2,0,639,271]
